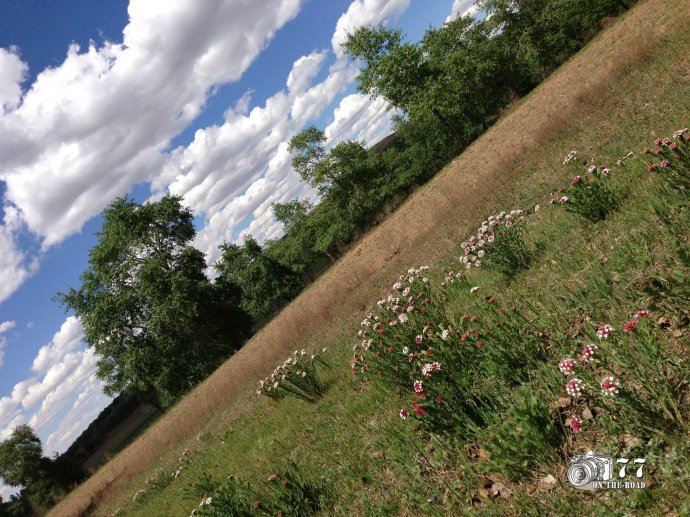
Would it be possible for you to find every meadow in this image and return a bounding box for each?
[49,0,689,515]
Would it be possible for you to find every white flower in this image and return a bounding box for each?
[441,329,449,341]
[470,286,480,294]
[402,287,411,297]
[398,313,408,323]
[393,282,403,290]
[477,250,485,258]
[402,346,410,355]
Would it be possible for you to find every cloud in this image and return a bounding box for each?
[31,316,83,374]
[0,318,111,459]
[331,0,412,58]
[0,205,38,304]
[324,93,394,146]
[0,47,27,113]
[0,0,303,303]
[446,0,480,23]
[0,320,17,368]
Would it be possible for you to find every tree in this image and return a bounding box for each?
[272,199,313,233]
[0,426,43,488]
[215,236,302,322]
[58,196,251,406]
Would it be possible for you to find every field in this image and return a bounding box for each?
[50,0,690,515]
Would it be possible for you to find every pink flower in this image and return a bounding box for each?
[596,324,615,339]
[252,501,260,510]
[601,168,610,176]
[559,196,569,204]
[582,344,598,362]
[415,407,426,417]
[413,380,424,394]
[566,378,584,398]
[558,358,577,375]
[400,409,409,420]
[623,320,638,333]
[655,138,662,146]
[600,376,620,397]
[415,335,423,345]
[588,165,597,173]
[643,148,650,154]
[267,474,277,482]
[670,142,678,151]
[635,310,651,319]
[660,159,668,167]
[654,148,661,156]
[571,176,581,185]
[570,416,583,433]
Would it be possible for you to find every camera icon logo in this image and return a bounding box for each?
[567,450,613,490]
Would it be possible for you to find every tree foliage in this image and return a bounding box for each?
[58,195,251,406]
[215,236,302,322]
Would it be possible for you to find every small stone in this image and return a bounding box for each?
[582,406,594,420]
[540,474,558,490]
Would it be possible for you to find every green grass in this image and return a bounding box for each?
[89,5,690,516]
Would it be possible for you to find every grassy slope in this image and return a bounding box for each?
[50,0,690,515]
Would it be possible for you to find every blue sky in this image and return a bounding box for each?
[0,0,476,499]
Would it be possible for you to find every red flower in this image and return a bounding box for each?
[476,340,482,348]
[435,395,443,404]
[461,334,467,341]
[660,159,668,167]
[253,501,260,509]
[267,473,277,482]
[643,147,650,154]
[470,316,477,322]
[498,307,506,314]
[654,148,661,156]
[623,320,638,333]
[570,416,582,433]
[571,175,581,185]
[415,407,426,417]
[421,308,427,315]
[425,349,432,356]
[412,427,419,433]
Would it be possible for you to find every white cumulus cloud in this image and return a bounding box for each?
[446,0,480,23]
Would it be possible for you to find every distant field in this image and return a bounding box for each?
[49,0,690,515]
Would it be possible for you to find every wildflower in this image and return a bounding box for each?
[570,416,583,433]
[643,148,650,154]
[402,287,411,297]
[398,313,408,323]
[660,159,668,167]
[670,142,678,151]
[673,127,688,138]
[600,376,620,397]
[559,196,569,203]
[402,346,410,355]
[596,324,615,339]
[400,409,409,419]
[201,497,213,506]
[571,175,581,185]
[435,395,443,404]
[415,335,424,345]
[601,168,610,176]
[415,407,426,417]
[474,260,482,267]
[588,165,597,173]
[558,358,577,375]
[566,378,584,398]
[470,286,480,294]
[623,320,638,333]
[581,344,597,362]
[322,347,327,352]
[267,474,277,482]
[487,234,495,243]
[441,329,449,341]
[635,310,651,319]
[477,250,485,258]
[252,501,260,510]
[413,380,424,394]
[393,282,402,290]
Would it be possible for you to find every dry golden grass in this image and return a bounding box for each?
[50,1,689,515]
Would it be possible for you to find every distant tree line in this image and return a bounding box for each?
[2,2,635,514]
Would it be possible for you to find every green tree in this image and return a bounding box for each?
[215,236,302,322]
[0,426,43,488]
[272,198,313,233]
[58,196,251,407]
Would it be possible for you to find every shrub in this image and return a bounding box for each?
[558,164,618,221]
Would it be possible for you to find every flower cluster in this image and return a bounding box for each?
[458,210,524,272]
[555,160,618,221]
[642,127,690,191]
[258,348,329,402]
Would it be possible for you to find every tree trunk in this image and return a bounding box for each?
[432,108,466,148]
